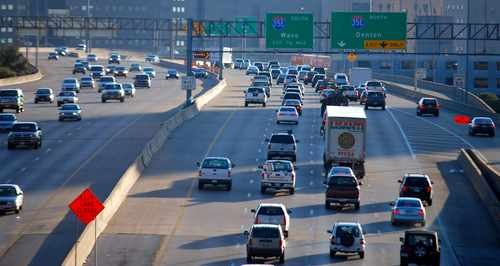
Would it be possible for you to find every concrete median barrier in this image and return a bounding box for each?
[62,79,227,266]
[457,149,500,232]
[0,70,43,87]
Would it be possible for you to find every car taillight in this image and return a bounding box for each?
[392,209,400,215]
[198,170,202,177]
[255,217,259,224]
[291,173,295,182]
[228,171,231,177]
[360,239,366,245]
[282,216,286,226]
[330,237,336,244]
[425,186,431,193]
[249,239,253,245]
[402,186,408,193]
[418,209,425,217]
[268,144,271,150]
[279,239,282,247]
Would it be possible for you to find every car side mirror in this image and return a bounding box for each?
[295,140,300,143]
[196,162,200,167]
[390,202,395,206]
[257,165,263,169]
[18,192,23,195]
[327,230,332,234]
[400,237,404,243]
[358,181,363,186]
[243,230,249,236]
[265,138,269,142]
[287,209,292,214]
[250,209,256,213]
[431,181,434,184]
[294,165,298,170]
[231,163,235,168]
[397,179,402,183]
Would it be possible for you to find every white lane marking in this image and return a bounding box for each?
[257,149,262,153]
[34,157,40,161]
[45,148,51,153]
[386,106,416,159]
[57,140,63,143]
[391,107,474,149]
[449,169,456,173]
[20,167,26,172]
[5,179,11,183]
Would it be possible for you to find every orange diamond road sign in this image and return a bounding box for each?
[69,188,104,225]
[363,40,406,50]
[347,52,357,62]
[194,51,209,59]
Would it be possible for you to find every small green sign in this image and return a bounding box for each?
[233,16,258,36]
[265,13,313,49]
[331,12,407,50]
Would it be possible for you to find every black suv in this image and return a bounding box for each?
[398,173,433,206]
[7,122,42,149]
[400,230,440,266]
[266,131,298,162]
[364,91,386,110]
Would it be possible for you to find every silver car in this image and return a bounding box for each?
[0,113,17,133]
[0,184,24,214]
[122,83,136,97]
[58,104,82,121]
[391,197,426,226]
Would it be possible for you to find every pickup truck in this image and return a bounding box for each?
[259,160,296,194]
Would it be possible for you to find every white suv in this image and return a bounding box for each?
[244,224,286,264]
[327,222,366,258]
[251,203,291,237]
[244,87,267,107]
[259,160,296,194]
[197,157,234,191]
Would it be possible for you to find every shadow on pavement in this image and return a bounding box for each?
[179,233,245,250]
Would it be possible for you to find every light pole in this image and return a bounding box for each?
[86,0,91,53]
[464,0,470,103]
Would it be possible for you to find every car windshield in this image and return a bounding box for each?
[0,115,15,121]
[474,118,493,124]
[136,75,149,80]
[270,161,292,172]
[91,66,103,71]
[336,225,360,238]
[105,84,122,90]
[1,90,21,97]
[101,77,115,82]
[328,176,357,186]
[144,68,154,72]
[280,107,296,113]
[202,159,229,169]
[59,92,75,96]
[257,206,284,216]
[368,92,384,97]
[397,199,421,208]
[12,123,36,132]
[81,77,92,81]
[285,100,300,106]
[0,186,17,197]
[270,135,294,144]
[342,86,354,91]
[116,67,126,71]
[63,79,76,84]
[252,82,268,87]
[123,84,133,89]
[406,234,435,247]
[251,227,279,238]
[405,177,429,186]
[284,93,300,100]
[248,88,263,93]
[422,99,437,106]
[168,70,177,74]
[61,105,79,110]
[36,89,51,94]
[367,81,382,87]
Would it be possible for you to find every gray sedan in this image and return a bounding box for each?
[58,104,82,121]
[0,113,17,133]
[391,197,426,226]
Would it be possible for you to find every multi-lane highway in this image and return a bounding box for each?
[86,69,499,265]
[0,50,217,265]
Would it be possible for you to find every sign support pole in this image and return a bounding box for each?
[185,18,193,107]
[74,215,78,266]
[94,219,98,266]
[218,19,224,81]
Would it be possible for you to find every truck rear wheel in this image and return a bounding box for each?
[289,188,295,195]
[354,202,360,210]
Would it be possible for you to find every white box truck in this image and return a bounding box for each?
[349,67,372,87]
[323,106,367,178]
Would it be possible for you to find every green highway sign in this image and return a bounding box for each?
[233,16,258,36]
[265,13,313,49]
[331,12,407,50]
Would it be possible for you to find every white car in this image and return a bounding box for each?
[334,73,349,86]
[276,106,299,125]
[197,157,234,191]
[244,87,267,107]
[122,83,136,97]
[87,54,98,62]
[251,203,291,237]
[143,67,156,78]
[259,160,296,194]
[56,91,79,107]
[0,184,24,214]
[327,222,366,258]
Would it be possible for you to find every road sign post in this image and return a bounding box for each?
[186,19,194,107]
[265,13,313,49]
[331,12,407,50]
[69,188,104,266]
[415,68,426,91]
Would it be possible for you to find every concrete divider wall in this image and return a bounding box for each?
[0,70,43,87]
[62,79,227,266]
[457,149,500,232]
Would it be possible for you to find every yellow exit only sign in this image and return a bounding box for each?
[364,40,406,49]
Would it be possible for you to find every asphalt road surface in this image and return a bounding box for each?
[0,50,217,265]
[88,69,499,266]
